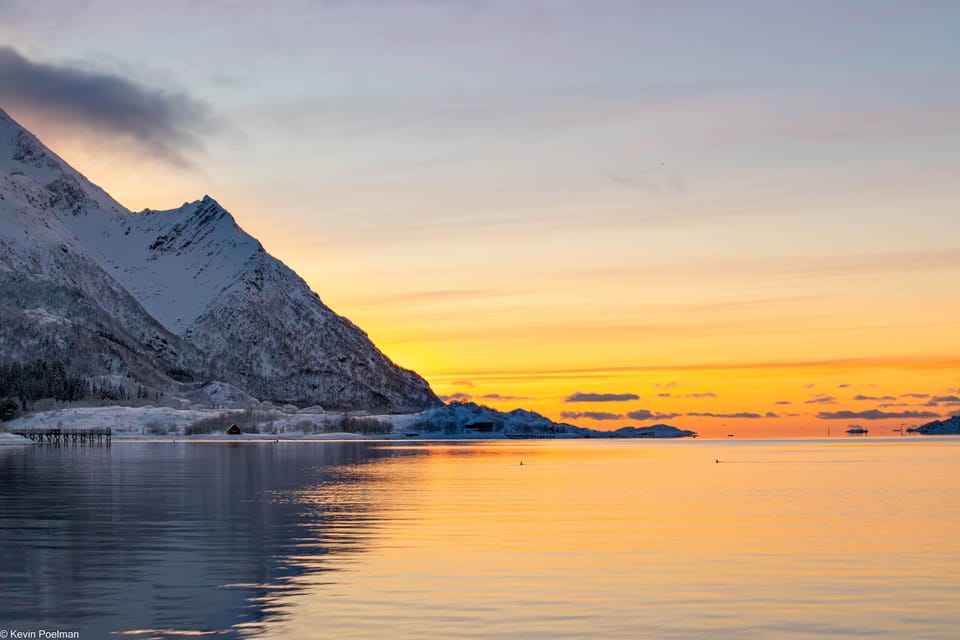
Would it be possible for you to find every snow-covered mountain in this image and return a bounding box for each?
[0,112,202,397]
[0,107,440,411]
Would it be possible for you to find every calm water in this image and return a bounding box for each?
[1,438,958,639]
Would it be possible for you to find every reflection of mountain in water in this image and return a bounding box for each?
[0,443,414,638]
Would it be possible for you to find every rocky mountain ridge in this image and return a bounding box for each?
[0,107,440,412]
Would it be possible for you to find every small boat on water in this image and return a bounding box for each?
[846,427,868,435]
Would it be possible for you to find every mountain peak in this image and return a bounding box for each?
[0,111,58,176]
[0,104,24,135]
[0,109,440,411]
[0,107,125,218]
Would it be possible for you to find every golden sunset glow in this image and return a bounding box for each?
[256,441,960,637]
[297,242,960,438]
[4,2,958,438]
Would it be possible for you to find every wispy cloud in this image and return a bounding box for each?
[348,289,524,308]
[440,391,528,403]
[627,410,681,421]
[480,393,528,401]
[805,396,838,405]
[687,412,763,419]
[658,391,718,399]
[571,249,960,285]
[933,395,960,403]
[430,355,960,383]
[560,411,623,421]
[606,168,685,198]
[0,45,215,166]
[439,392,473,402]
[565,391,639,403]
[817,409,940,420]
[775,400,793,405]
[854,394,897,401]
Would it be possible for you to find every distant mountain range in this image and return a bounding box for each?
[410,402,697,438]
[0,107,440,412]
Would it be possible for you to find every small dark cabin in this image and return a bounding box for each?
[464,421,495,433]
[226,424,242,435]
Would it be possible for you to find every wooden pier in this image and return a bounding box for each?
[10,427,112,446]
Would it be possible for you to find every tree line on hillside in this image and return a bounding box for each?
[0,360,151,418]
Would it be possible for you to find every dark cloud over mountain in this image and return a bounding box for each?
[0,46,215,166]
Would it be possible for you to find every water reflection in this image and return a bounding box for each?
[2,439,959,639]
[0,442,414,638]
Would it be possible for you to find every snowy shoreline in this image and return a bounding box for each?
[6,404,409,436]
[0,432,32,445]
[4,402,699,439]
[7,403,954,441]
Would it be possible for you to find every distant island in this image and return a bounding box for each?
[907,415,960,435]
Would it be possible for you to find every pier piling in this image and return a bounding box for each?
[10,427,112,446]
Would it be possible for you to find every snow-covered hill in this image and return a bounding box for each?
[908,415,960,435]
[0,107,439,411]
[0,111,202,396]
[404,402,697,438]
[611,424,698,438]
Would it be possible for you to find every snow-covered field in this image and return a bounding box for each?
[6,404,402,438]
[4,402,569,439]
[0,432,32,445]
[4,405,499,439]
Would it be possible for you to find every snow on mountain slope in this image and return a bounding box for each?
[183,242,440,411]
[115,197,261,333]
[909,415,960,435]
[45,193,260,335]
[408,402,698,438]
[0,107,440,411]
[0,109,222,334]
[0,110,202,390]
